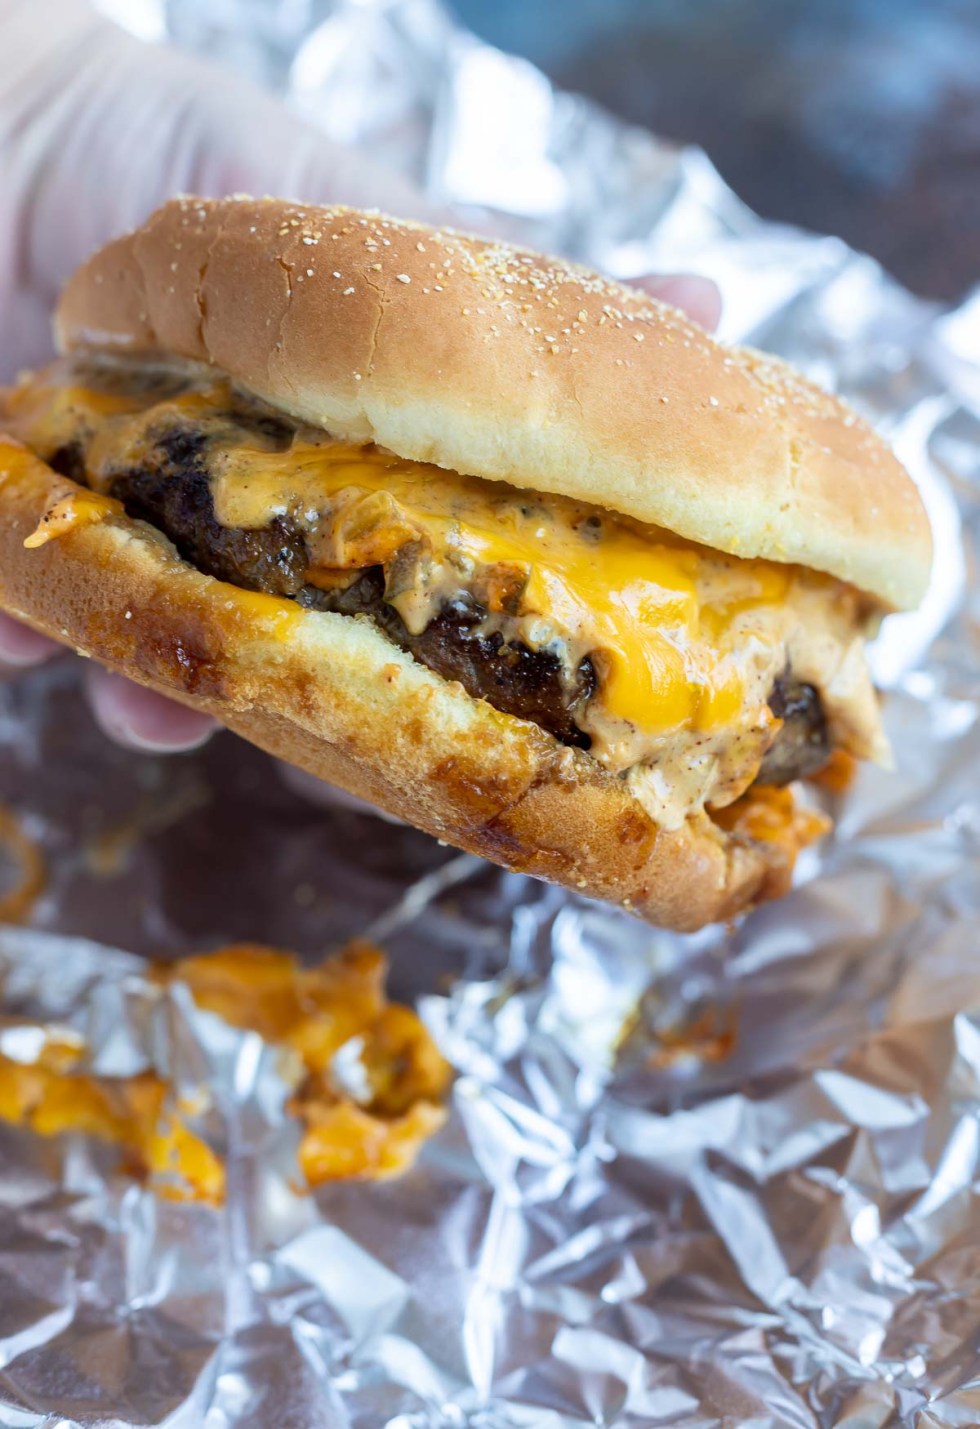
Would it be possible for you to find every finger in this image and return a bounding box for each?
[85,666,217,753]
[631,274,722,332]
[0,613,62,668]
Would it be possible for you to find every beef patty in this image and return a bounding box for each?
[759,675,828,785]
[50,422,829,778]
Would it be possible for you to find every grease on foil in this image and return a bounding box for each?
[0,805,45,923]
[3,0,978,1425]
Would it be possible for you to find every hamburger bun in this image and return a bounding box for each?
[0,198,932,929]
[55,197,931,610]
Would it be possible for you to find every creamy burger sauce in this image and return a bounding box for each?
[7,360,887,829]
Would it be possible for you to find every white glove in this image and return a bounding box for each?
[0,0,438,747]
[0,0,719,755]
[0,0,434,378]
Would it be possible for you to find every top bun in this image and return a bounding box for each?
[56,196,931,611]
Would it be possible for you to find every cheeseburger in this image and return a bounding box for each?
[0,198,931,929]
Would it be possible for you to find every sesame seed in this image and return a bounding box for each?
[396,273,411,284]
[343,287,355,295]
[417,241,426,252]
[709,396,719,406]
[306,268,314,277]
[633,332,644,342]
[333,271,341,278]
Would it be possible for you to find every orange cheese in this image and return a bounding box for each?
[174,941,452,1185]
[24,489,122,548]
[713,783,829,868]
[207,436,789,736]
[0,941,450,1201]
[6,378,156,438]
[0,1040,225,1205]
[6,370,792,741]
[6,361,888,812]
[0,807,45,923]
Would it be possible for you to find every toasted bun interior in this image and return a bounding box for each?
[54,197,932,611]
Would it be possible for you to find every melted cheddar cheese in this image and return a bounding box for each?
[23,488,122,547]
[6,360,888,826]
[0,1032,225,1205]
[206,439,779,740]
[0,807,45,923]
[0,941,450,1201]
[174,941,451,1184]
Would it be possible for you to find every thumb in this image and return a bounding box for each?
[630,273,722,332]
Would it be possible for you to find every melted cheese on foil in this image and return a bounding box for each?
[6,364,888,826]
[0,942,450,1200]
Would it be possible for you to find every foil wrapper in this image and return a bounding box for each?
[3,1,978,1423]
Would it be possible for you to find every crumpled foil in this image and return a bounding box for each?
[1,0,977,1423]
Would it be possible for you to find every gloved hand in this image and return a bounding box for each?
[0,0,720,754]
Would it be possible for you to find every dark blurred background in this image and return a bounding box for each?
[453,0,980,304]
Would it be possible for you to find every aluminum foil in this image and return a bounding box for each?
[1,1,978,1423]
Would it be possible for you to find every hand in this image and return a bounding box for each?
[0,0,720,753]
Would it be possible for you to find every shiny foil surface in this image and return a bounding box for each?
[0,0,977,1423]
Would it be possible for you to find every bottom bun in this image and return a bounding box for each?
[0,438,800,930]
